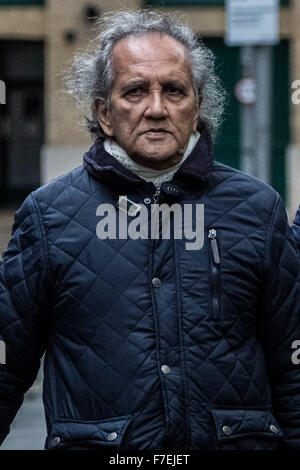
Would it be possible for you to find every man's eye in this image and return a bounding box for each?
[127,87,144,95]
[166,87,182,95]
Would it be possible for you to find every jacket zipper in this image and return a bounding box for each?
[208,228,221,321]
[151,189,161,242]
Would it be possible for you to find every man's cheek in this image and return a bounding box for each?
[115,119,133,137]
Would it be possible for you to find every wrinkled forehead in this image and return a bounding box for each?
[111,33,192,74]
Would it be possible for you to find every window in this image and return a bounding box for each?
[0,0,44,6]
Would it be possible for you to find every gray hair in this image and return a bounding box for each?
[64,9,227,140]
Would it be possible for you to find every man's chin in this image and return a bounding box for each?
[128,139,183,168]
[130,148,181,169]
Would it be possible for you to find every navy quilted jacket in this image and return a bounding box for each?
[1,126,300,450]
[292,205,300,250]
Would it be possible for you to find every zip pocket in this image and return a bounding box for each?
[208,228,221,321]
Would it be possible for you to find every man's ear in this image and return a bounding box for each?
[95,99,114,137]
[193,95,202,133]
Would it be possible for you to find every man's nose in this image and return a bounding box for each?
[144,91,168,119]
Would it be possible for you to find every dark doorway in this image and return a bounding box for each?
[0,40,44,206]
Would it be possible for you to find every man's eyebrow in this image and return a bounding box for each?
[121,80,149,92]
[162,79,188,91]
[121,78,188,93]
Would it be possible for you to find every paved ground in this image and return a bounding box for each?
[0,371,46,450]
[0,209,46,450]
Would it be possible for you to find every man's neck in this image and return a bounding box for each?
[104,132,200,189]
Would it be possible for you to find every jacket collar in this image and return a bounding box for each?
[83,122,213,189]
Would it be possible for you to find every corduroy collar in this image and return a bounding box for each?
[83,123,213,189]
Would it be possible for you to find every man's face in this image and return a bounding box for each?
[96,34,200,170]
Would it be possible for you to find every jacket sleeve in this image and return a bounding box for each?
[291,204,300,252]
[0,193,51,445]
[258,194,300,449]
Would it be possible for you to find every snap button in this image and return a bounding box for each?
[107,432,118,441]
[270,424,278,434]
[144,197,151,204]
[161,364,171,375]
[152,277,161,288]
[50,436,61,447]
[166,185,178,194]
[222,425,232,436]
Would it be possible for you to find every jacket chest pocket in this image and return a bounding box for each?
[208,228,221,321]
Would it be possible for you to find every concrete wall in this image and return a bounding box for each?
[0,5,44,39]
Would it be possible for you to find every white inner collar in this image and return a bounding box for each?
[104,131,200,189]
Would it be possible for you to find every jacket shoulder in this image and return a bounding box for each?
[292,205,300,248]
[211,161,280,215]
[212,161,277,193]
[30,165,92,209]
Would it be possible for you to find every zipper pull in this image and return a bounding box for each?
[208,229,220,264]
[153,189,161,204]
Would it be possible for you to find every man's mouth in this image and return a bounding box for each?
[143,128,170,135]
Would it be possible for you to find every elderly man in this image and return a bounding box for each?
[0,10,300,451]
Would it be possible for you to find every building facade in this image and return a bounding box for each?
[0,0,299,219]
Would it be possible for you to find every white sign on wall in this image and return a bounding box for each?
[235,78,256,105]
[225,0,280,46]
